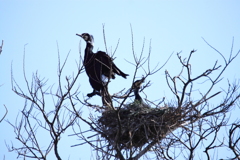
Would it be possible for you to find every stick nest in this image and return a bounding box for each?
[97,103,182,149]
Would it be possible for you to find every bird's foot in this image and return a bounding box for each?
[87,91,101,97]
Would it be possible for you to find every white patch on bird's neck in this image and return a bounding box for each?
[87,41,94,46]
[87,34,94,46]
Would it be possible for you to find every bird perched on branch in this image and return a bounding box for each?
[76,33,129,98]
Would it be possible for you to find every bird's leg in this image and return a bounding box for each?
[101,87,114,110]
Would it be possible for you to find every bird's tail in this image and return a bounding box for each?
[112,64,129,79]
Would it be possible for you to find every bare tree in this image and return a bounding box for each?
[7,44,83,160]
[6,30,240,160]
[70,34,240,160]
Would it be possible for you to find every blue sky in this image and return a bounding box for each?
[1,1,240,159]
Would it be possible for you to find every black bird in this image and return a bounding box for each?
[132,77,145,104]
[76,33,129,97]
[126,77,150,110]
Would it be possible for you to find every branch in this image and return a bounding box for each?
[0,105,8,123]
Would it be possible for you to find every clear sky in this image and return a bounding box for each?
[1,1,240,160]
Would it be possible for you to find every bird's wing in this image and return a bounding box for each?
[95,51,129,79]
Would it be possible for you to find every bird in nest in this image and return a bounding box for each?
[126,77,151,111]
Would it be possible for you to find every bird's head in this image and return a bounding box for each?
[132,77,145,91]
[76,33,94,45]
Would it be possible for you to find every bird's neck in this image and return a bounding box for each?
[134,89,142,102]
[85,42,93,53]
[84,43,94,64]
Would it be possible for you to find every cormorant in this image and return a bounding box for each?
[76,33,129,97]
[132,77,145,103]
[125,77,150,110]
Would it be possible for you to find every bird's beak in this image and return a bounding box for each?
[76,33,82,37]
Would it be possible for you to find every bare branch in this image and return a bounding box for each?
[0,105,8,123]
